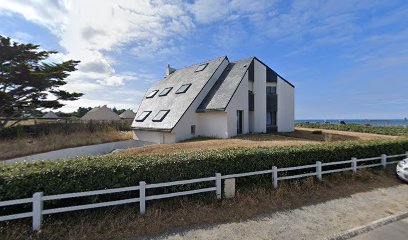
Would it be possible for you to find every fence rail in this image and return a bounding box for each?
[1,152,407,231]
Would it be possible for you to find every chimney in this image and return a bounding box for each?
[166,64,176,76]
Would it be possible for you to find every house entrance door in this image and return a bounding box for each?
[237,110,243,134]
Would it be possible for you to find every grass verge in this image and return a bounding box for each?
[296,123,408,136]
[0,130,132,160]
[0,168,402,240]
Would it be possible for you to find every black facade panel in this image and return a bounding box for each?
[266,94,277,112]
[248,61,254,82]
[266,67,278,83]
[248,92,254,111]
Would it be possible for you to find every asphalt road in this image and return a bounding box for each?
[351,218,408,240]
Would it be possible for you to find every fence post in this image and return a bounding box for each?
[32,192,43,231]
[381,154,387,169]
[272,166,278,188]
[352,157,357,173]
[139,181,146,215]
[316,161,322,181]
[216,173,222,199]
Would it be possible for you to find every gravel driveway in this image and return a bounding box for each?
[151,184,408,240]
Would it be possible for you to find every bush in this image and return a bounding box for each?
[1,139,408,201]
[312,130,323,135]
[296,123,408,136]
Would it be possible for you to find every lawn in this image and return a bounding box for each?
[118,127,397,157]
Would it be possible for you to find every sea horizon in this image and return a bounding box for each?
[295,119,408,126]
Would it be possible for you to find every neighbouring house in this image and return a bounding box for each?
[81,105,121,120]
[119,109,136,119]
[132,56,295,144]
[42,111,59,118]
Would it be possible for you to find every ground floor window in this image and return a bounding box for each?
[191,125,196,135]
[266,111,277,126]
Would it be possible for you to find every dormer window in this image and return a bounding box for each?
[135,111,151,122]
[146,90,159,98]
[195,63,208,72]
[159,87,173,96]
[176,83,192,94]
[152,110,170,122]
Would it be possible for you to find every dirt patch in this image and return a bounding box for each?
[119,128,396,157]
[1,168,403,240]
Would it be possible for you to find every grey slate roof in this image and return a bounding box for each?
[197,57,253,112]
[132,56,293,132]
[131,56,227,131]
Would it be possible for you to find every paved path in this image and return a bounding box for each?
[148,184,408,240]
[3,140,152,163]
[351,218,408,240]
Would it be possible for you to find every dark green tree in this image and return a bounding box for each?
[76,107,92,117]
[0,35,83,128]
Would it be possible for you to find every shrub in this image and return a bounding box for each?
[1,139,408,201]
[312,130,323,135]
[296,123,408,136]
[0,140,408,200]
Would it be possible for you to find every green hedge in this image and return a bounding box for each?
[296,123,408,136]
[1,139,408,201]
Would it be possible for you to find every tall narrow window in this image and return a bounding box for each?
[176,83,192,94]
[146,90,159,98]
[135,111,151,122]
[191,125,196,135]
[266,111,277,126]
[195,63,208,72]
[266,86,276,94]
[159,87,173,96]
[152,110,170,122]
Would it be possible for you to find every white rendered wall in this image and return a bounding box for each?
[249,111,254,133]
[277,76,294,132]
[172,58,229,142]
[133,130,176,144]
[253,59,267,133]
[226,71,249,137]
[197,112,228,138]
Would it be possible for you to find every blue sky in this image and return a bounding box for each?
[0,0,407,119]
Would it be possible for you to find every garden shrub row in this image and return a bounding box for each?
[296,123,408,136]
[1,139,408,201]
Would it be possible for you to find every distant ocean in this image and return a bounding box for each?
[295,119,408,126]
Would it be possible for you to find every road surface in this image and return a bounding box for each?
[144,184,408,240]
[351,218,408,240]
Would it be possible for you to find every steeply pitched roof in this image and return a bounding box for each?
[120,109,136,119]
[197,57,253,112]
[131,56,227,131]
[81,105,121,120]
[42,111,58,118]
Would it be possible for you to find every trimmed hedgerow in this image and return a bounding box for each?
[1,139,408,201]
[296,123,408,136]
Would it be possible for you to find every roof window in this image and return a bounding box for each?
[146,90,159,98]
[135,111,151,122]
[152,110,170,122]
[195,63,208,72]
[159,87,173,96]
[176,83,192,94]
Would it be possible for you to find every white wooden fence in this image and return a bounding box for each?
[1,152,407,231]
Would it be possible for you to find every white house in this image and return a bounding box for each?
[132,56,294,144]
[81,105,121,121]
